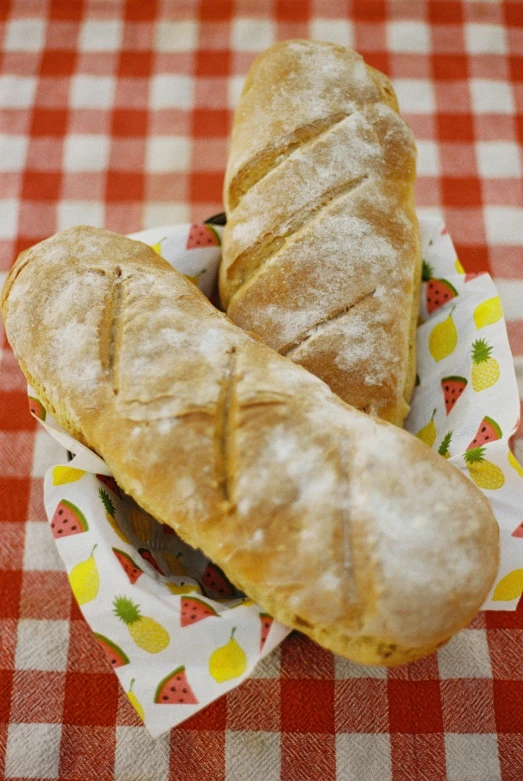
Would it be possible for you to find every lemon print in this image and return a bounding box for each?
[455,258,465,274]
[209,627,247,683]
[492,570,523,602]
[429,307,457,362]
[69,544,99,605]
[416,409,437,447]
[127,678,145,721]
[52,466,85,485]
[166,581,201,596]
[150,237,167,256]
[464,448,505,490]
[113,596,170,654]
[471,339,500,391]
[508,450,523,477]
[474,296,503,329]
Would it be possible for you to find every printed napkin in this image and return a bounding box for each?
[27,216,522,737]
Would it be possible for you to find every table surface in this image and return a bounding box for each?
[0,2,522,780]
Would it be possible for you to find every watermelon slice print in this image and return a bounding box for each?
[50,499,88,539]
[511,521,523,538]
[180,596,219,627]
[186,223,221,249]
[202,563,234,597]
[97,474,122,498]
[154,666,198,704]
[426,280,458,314]
[467,416,502,450]
[138,548,165,575]
[94,633,129,668]
[259,613,273,652]
[28,396,46,420]
[113,548,143,584]
[441,376,468,415]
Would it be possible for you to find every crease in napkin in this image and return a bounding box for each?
[28,216,522,738]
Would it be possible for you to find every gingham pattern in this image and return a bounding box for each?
[0,1,522,779]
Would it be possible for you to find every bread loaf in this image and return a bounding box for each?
[220,41,421,426]
[2,227,498,666]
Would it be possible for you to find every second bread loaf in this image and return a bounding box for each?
[220,40,422,426]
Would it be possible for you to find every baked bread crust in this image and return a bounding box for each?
[2,227,498,666]
[220,41,421,426]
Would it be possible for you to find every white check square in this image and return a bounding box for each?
[465,23,507,54]
[416,140,441,176]
[484,206,523,244]
[470,79,514,114]
[0,135,28,172]
[70,75,116,109]
[228,75,246,109]
[142,202,190,227]
[0,75,37,108]
[476,141,521,178]
[445,734,500,781]
[336,734,391,781]
[387,21,430,53]
[155,20,198,52]
[15,619,70,671]
[232,19,275,52]
[392,79,435,113]
[63,134,111,172]
[115,726,170,781]
[438,630,492,678]
[310,19,354,48]
[145,136,190,173]
[4,18,45,52]
[24,522,64,572]
[78,20,123,51]
[0,199,19,239]
[57,201,104,230]
[226,731,280,781]
[149,74,193,109]
[6,723,62,779]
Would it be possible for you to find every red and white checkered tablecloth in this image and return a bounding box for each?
[0,1,522,779]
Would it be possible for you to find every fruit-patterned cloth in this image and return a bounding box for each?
[1,1,523,779]
[22,217,523,740]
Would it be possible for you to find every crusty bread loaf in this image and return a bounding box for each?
[2,227,498,666]
[220,41,421,426]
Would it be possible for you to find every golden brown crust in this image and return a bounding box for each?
[2,227,499,666]
[220,41,421,426]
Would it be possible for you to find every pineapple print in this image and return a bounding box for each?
[438,432,452,459]
[471,339,500,391]
[464,448,505,490]
[113,596,170,653]
[99,488,128,543]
